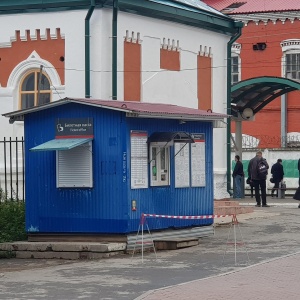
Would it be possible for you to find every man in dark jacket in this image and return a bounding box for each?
[298,159,300,186]
[232,155,244,199]
[271,159,284,198]
[248,151,269,207]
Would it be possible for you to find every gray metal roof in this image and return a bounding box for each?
[0,0,241,36]
[174,0,225,16]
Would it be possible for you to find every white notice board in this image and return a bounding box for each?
[130,131,148,189]
[191,134,206,187]
[175,143,190,188]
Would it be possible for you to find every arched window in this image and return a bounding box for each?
[19,70,52,109]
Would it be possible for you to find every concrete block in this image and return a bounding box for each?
[0,243,13,251]
[89,242,126,252]
[16,251,80,260]
[155,239,199,250]
[51,243,85,252]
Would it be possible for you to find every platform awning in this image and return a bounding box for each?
[147,132,194,144]
[30,138,93,151]
[231,76,300,118]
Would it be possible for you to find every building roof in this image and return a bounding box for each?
[3,98,228,122]
[0,0,242,35]
[203,0,300,14]
[164,0,224,16]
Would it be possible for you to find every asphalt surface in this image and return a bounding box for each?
[1,196,300,299]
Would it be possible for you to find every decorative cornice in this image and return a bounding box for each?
[229,11,300,26]
[198,45,212,57]
[161,38,180,52]
[0,28,65,49]
[232,42,241,54]
[281,39,300,52]
[124,30,142,44]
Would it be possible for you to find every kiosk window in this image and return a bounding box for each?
[56,141,93,188]
[150,143,170,186]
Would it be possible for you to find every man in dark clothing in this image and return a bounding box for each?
[271,159,284,198]
[298,159,300,186]
[248,151,270,207]
[232,155,244,199]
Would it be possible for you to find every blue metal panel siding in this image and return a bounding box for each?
[25,103,129,234]
[24,103,214,234]
[126,118,214,232]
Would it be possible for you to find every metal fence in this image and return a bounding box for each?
[231,134,300,149]
[0,137,24,202]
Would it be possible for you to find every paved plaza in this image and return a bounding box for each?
[1,196,300,299]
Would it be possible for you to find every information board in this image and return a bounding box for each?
[130,131,148,189]
[191,134,206,187]
[175,143,190,188]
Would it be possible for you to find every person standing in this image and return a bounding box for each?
[271,159,284,198]
[298,159,300,186]
[246,177,254,198]
[248,151,270,207]
[232,155,244,199]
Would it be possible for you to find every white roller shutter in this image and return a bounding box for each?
[56,142,93,188]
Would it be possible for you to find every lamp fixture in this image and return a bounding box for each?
[242,108,254,119]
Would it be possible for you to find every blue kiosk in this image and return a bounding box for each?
[4,98,227,241]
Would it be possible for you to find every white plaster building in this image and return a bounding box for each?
[0,0,242,199]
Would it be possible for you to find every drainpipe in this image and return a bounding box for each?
[85,0,95,98]
[112,0,118,100]
[226,22,243,195]
[281,94,287,147]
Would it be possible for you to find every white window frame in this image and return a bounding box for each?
[231,43,241,85]
[281,39,300,81]
[150,142,170,186]
[56,141,93,188]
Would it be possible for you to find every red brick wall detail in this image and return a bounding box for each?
[160,49,180,71]
[233,19,300,148]
[197,55,212,111]
[124,41,141,101]
[0,28,65,87]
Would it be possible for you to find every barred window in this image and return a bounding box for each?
[286,53,300,80]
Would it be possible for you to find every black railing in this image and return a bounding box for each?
[0,137,24,201]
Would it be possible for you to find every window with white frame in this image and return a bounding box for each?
[19,69,52,109]
[231,43,241,85]
[150,143,170,186]
[231,55,240,84]
[56,141,93,188]
[281,40,300,81]
[286,53,300,80]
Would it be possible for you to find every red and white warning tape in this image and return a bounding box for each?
[142,213,234,219]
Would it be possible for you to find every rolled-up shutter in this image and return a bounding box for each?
[56,141,93,188]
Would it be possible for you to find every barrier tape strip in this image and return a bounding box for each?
[142,213,234,219]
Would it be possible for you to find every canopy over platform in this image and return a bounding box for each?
[231,76,300,119]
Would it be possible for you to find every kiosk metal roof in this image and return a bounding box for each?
[231,76,300,117]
